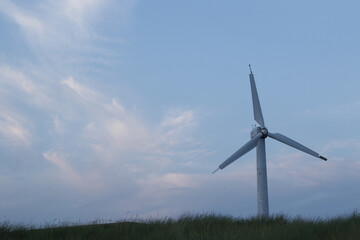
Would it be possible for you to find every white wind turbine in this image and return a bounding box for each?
[213,65,327,218]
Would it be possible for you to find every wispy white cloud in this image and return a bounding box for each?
[43,150,85,187]
[0,105,30,146]
[0,62,206,188]
[0,65,51,107]
[156,109,198,147]
[53,116,65,136]
[0,0,132,70]
[0,0,45,39]
[61,0,102,28]
[61,77,100,102]
[0,0,214,223]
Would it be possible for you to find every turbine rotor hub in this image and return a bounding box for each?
[251,126,268,138]
[260,127,268,138]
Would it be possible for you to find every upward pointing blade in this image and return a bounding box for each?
[268,132,327,161]
[249,68,265,127]
[216,132,263,171]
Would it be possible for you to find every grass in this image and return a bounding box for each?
[1,212,360,240]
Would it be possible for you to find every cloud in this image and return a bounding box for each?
[0,61,205,185]
[0,65,51,107]
[0,0,132,70]
[0,105,30,146]
[58,77,203,170]
[43,150,85,187]
[156,109,198,147]
[61,77,100,102]
[0,0,215,223]
[0,61,208,222]
[60,0,104,29]
[0,0,44,39]
[53,116,65,136]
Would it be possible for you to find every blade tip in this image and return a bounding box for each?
[319,155,327,161]
[212,168,220,174]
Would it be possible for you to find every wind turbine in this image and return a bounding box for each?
[213,65,327,218]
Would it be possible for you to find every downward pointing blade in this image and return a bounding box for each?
[249,71,265,127]
[268,132,327,161]
[217,132,263,171]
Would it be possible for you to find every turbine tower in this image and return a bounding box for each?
[213,65,327,218]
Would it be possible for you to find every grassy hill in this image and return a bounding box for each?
[1,212,360,240]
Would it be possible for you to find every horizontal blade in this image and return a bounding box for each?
[250,73,265,127]
[268,132,327,161]
[218,132,263,170]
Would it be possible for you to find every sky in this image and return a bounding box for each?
[1,0,360,224]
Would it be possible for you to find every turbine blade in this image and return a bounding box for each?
[249,71,265,127]
[268,132,327,161]
[218,132,263,170]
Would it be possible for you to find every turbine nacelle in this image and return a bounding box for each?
[251,126,268,139]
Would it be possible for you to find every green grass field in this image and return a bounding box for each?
[1,212,360,240]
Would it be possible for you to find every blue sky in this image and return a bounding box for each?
[1,0,360,224]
